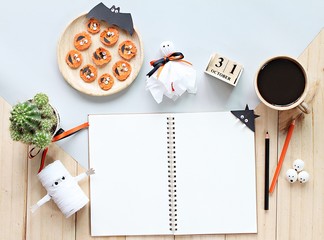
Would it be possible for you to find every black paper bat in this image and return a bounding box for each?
[231,105,260,132]
[87,2,134,36]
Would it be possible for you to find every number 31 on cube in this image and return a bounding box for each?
[205,53,243,86]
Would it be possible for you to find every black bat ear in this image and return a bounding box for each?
[87,3,134,35]
[110,5,120,13]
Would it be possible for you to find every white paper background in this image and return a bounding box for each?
[0,0,323,167]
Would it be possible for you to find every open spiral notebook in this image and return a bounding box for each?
[88,111,257,236]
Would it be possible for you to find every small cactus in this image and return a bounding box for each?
[41,104,54,118]
[9,93,58,149]
[40,119,54,132]
[10,101,41,132]
[33,131,52,149]
[33,93,49,108]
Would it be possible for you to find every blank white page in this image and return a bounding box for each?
[88,114,170,236]
[174,112,257,235]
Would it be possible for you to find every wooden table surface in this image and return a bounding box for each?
[1,30,324,240]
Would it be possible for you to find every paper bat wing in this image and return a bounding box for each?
[87,2,134,35]
[109,12,134,35]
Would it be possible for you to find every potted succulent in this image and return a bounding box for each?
[9,93,59,149]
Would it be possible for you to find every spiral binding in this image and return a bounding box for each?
[167,116,178,232]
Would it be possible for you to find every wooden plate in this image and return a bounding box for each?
[57,14,144,96]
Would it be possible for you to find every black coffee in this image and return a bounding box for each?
[257,58,306,106]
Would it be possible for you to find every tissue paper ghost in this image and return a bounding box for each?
[146,41,197,103]
[31,160,95,218]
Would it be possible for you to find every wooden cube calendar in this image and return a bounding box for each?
[205,53,243,86]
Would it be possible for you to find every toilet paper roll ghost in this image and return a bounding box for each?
[146,41,197,103]
[31,160,95,218]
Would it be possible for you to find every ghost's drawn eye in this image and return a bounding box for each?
[167,44,169,47]
[163,45,165,48]
[62,176,65,180]
[55,182,58,185]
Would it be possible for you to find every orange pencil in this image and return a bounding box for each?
[269,120,296,194]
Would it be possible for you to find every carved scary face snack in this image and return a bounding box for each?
[112,60,131,81]
[100,27,119,46]
[92,47,112,66]
[98,73,114,91]
[65,50,83,69]
[80,64,97,82]
[74,32,92,51]
[118,40,137,60]
[87,18,100,34]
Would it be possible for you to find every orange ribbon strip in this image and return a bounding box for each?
[52,122,89,142]
[37,122,90,173]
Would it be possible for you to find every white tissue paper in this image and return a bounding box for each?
[146,41,197,103]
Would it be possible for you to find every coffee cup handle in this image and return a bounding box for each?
[297,101,310,114]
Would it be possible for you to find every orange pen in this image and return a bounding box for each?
[269,120,296,194]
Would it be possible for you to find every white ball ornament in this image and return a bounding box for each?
[293,159,305,172]
[297,170,310,183]
[286,169,298,183]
